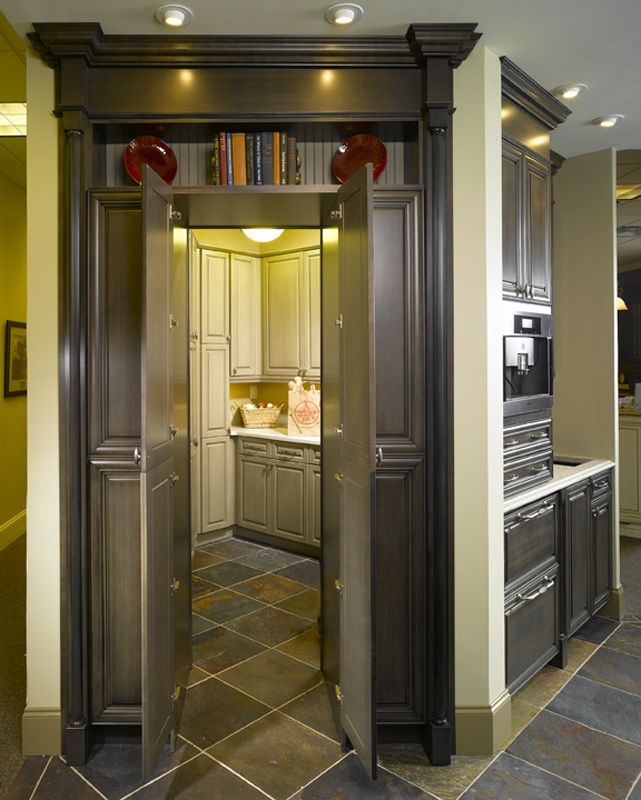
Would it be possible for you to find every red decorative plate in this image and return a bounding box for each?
[332,134,387,184]
[123,136,178,185]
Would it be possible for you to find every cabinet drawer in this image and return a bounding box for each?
[504,448,553,497]
[504,418,552,459]
[274,442,306,462]
[237,437,271,459]
[505,568,560,691]
[308,446,321,465]
[590,472,611,499]
[504,495,559,587]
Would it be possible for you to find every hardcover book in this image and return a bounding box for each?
[232,132,247,185]
[261,132,273,185]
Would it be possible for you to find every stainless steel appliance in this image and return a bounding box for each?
[503,301,552,417]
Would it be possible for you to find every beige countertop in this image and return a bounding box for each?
[620,406,641,417]
[504,458,615,513]
[230,425,320,446]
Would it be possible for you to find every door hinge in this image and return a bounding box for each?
[169,207,182,223]
[335,423,344,439]
[335,684,344,705]
[169,424,178,439]
[334,472,344,483]
[170,472,180,488]
[334,578,344,596]
[170,578,181,596]
[190,330,199,342]
[334,314,344,329]
[172,685,181,702]
[329,208,343,222]
[376,446,383,466]
[169,314,179,330]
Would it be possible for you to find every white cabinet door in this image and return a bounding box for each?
[201,345,230,438]
[237,456,270,532]
[272,462,307,543]
[230,253,261,379]
[304,249,321,380]
[201,248,230,344]
[201,438,235,532]
[262,252,304,377]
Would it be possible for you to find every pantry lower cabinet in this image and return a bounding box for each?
[236,438,320,552]
[200,438,235,533]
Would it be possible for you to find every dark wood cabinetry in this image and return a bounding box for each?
[591,482,613,612]
[563,481,591,636]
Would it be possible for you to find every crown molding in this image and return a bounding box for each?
[405,23,481,67]
[501,56,571,130]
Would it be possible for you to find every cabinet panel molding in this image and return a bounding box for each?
[304,249,321,379]
[619,423,640,515]
[201,438,235,532]
[201,346,230,438]
[237,457,270,532]
[230,253,261,378]
[262,252,305,377]
[200,248,230,343]
[272,463,307,542]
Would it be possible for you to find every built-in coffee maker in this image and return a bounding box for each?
[503,302,553,496]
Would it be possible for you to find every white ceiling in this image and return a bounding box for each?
[618,150,641,271]
[1,0,641,157]
[0,20,25,187]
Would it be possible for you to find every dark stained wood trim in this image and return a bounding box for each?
[406,23,481,67]
[550,149,566,175]
[500,57,571,130]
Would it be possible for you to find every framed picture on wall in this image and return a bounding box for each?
[4,320,27,398]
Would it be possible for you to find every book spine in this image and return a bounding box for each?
[279,132,287,185]
[246,134,255,185]
[211,137,220,185]
[219,132,228,185]
[273,132,280,185]
[232,132,247,185]
[255,133,263,184]
[226,132,233,185]
[261,132,273,185]
[287,136,297,185]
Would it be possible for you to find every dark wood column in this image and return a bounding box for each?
[406,24,480,766]
[60,108,90,765]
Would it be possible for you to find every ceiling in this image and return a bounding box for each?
[0,17,25,187]
[1,0,641,157]
[618,150,641,272]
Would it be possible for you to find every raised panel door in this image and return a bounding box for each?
[262,252,304,377]
[502,140,523,299]
[591,495,612,612]
[525,155,552,303]
[272,462,306,543]
[307,464,321,547]
[201,248,230,343]
[201,438,234,532]
[237,456,270,533]
[305,249,321,380]
[230,253,261,379]
[201,345,230,438]
[565,483,590,635]
[619,424,640,515]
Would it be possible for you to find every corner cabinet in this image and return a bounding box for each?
[230,253,261,379]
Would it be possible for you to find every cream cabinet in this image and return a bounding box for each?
[308,464,321,546]
[261,248,321,381]
[201,439,235,533]
[201,345,230,438]
[620,414,641,529]
[230,253,261,379]
[200,248,230,344]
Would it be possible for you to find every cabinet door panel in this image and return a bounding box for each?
[201,439,234,532]
[565,483,591,635]
[307,464,321,546]
[237,458,270,532]
[305,250,321,379]
[502,141,523,298]
[231,253,261,378]
[262,252,304,376]
[591,496,612,611]
[525,156,552,303]
[201,248,230,343]
[201,346,230,438]
[619,425,640,513]
[272,463,306,542]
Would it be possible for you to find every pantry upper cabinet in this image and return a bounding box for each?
[262,249,320,381]
[201,248,230,343]
[230,253,261,379]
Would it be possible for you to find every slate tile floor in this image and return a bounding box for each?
[7,536,641,800]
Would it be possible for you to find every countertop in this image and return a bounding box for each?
[504,458,615,513]
[230,425,320,446]
[619,406,641,417]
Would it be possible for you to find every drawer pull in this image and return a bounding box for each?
[516,503,552,522]
[594,480,609,490]
[516,578,555,603]
[505,473,520,483]
[530,464,548,474]
[279,448,301,457]
[505,438,521,447]
[530,432,549,441]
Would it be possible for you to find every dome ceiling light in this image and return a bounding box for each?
[592,114,624,128]
[552,83,586,100]
[155,5,193,28]
[242,229,285,243]
[325,3,364,26]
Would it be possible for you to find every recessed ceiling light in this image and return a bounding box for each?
[553,83,586,100]
[592,114,624,128]
[242,229,285,243]
[325,3,364,26]
[155,4,193,28]
[0,102,26,136]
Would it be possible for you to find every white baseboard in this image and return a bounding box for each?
[0,509,26,551]
[22,707,61,755]
[620,522,641,540]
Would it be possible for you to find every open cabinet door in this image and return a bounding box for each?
[140,165,176,778]
[336,163,377,778]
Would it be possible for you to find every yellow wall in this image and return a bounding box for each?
[23,50,61,753]
[193,228,319,255]
[0,172,27,550]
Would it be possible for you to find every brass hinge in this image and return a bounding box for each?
[169,207,182,223]
[335,423,344,439]
[172,685,181,702]
[334,314,343,330]
[169,313,179,330]
[334,578,344,596]
[170,473,180,488]
[170,577,181,596]
[169,424,178,439]
[329,208,342,222]
[335,684,344,705]
[334,472,344,483]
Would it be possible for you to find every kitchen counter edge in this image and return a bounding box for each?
[504,458,615,513]
[230,425,320,447]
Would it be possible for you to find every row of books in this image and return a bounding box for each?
[210,132,300,186]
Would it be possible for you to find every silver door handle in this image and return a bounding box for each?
[530,464,548,473]
[516,578,554,603]
[505,473,519,482]
[505,438,521,447]
[516,503,552,522]
[530,432,549,441]
[376,446,383,466]
[133,446,141,465]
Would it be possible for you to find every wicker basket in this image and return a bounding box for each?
[239,405,282,429]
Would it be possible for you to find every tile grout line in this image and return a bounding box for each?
[374,757,450,800]
[204,752,277,800]
[600,642,641,663]
[569,670,641,702]
[542,706,641,751]
[118,751,204,800]
[27,755,52,800]
[506,752,610,800]
[283,751,353,800]
[449,752,504,800]
[624,769,641,800]
[68,763,110,799]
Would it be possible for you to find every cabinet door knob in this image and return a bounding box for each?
[133,446,141,465]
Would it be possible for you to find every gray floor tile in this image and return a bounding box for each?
[280,684,340,742]
[200,538,265,560]
[579,646,641,696]
[275,588,320,621]
[507,709,641,800]
[194,560,263,588]
[460,752,602,799]
[293,753,437,799]
[4,757,49,800]
[602,623,641,659]
[192,589,265,624]
[224,605,313,647]
[549,674,641,746]
[274,559,321,588]
[237,548,304,572]
[191,613,216,636]
[192,625,265,674]
[32,758,101,799]
[573,616,620,645]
